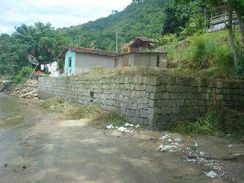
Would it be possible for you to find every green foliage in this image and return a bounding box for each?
[174,103,244,137]
[13,66,33,83]
[0,23,67,77]
[163,31,241,78]
[93,111,126,128]
[165,0,206,37]
[58,0,170,51]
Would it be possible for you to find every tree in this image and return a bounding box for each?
[13,22,66,63]
[0,23,67,76]
[207,0,244,69]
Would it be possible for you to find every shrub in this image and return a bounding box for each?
[174,102,244,138]
[93,111,126,128]
[13,66,33,83]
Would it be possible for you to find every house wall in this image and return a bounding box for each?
[134,53,167,68]
[115,53,167,68]
[38,74,244,130]
[64,50,76,76]
[75,53,115,74]
[116,54,135,67]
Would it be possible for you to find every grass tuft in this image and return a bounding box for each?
[174,102,244,139]
[39,97,126,128]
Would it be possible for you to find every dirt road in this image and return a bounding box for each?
[0,96,243,183]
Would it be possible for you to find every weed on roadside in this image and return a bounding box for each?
[39,97,126,128]
[174,102,244,139]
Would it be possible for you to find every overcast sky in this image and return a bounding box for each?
[0,0,131,34]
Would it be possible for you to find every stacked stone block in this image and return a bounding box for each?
[38,74,244,130]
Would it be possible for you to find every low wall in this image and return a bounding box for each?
[38,75,156,127]
[38,74,244,129]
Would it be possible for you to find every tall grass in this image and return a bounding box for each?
[39,97,126,128]
[174,102,244,138]
[164,30,243,78]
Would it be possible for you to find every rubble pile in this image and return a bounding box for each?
[7,80,38,99]
[0,80,12,92]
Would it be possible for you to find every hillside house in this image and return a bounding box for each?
[122,37,155,53]
[115,52,167,69]
[59,47,118,76]
[59,46,167,76]
[209,11,238,32]
[132,0,144,3]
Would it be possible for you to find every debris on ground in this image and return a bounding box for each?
[158,143,182,152]
[106,122,140,133]
[204,171,219,178]
[158,133,183,152]
[157,132,227,179]
[106,124,114,129]
[117,127,133,133]
[125,123,134,127]
[3,80,38,99]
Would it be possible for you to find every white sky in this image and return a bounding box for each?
[0,0,131,34]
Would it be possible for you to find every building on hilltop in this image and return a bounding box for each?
[132,0,144,3]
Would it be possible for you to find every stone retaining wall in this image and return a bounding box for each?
[38,74,244,129]
[153,76,244,129]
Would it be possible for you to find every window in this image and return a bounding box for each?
[68,57,72,67]
[156,55,160,67]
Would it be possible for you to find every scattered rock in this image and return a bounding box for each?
[135,124,140,128]
[106,123,140,133]
[4,163,8,168]
[158,143,182,152]
[204,170,219,178]
[125,123,134,127]
[117,127,132,133]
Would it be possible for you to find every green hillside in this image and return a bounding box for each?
[58,0,170,51]
[0,0,243,79]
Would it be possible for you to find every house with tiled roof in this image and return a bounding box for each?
[58,44,167,76]
[59,46,119,76]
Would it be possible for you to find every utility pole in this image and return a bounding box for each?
[116,31,119,53]
[115,31,124,53]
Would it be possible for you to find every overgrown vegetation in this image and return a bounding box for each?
[174,102,244,138]
[163,31,244,79]
[39,97,126,128]
[13,66,33,83]
[0,0,244,79]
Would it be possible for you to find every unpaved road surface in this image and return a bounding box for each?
[0,95,243,183]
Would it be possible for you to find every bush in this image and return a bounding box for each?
[93,111,126,128]
[13,66,33,83]
[174,102,244,138]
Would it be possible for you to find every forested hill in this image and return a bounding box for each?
[1,0,243,78]
[58,0,170,51]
